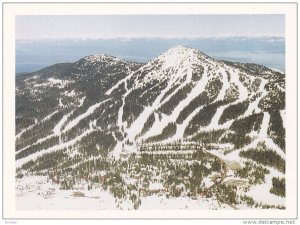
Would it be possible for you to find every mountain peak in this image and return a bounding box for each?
[167,45,191,51]
[153,45,212,69]
[164,45,196,56]
[83,54,125,63]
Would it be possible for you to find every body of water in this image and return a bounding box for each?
[16,37,285,74]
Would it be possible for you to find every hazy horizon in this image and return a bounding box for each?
[16,37,285,74]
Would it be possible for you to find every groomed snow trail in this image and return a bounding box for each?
[149,66,210,142]
[198,67,249,133]
[215,68,230,102]
[110,133,123,159]
[241,112,285,160]
[126,54,197,142]
[16,110,58,139]
[16,128,95,168]
[63,98,111,132]
[244,79,267,116]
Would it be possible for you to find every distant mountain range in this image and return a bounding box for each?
[16,37,285,73]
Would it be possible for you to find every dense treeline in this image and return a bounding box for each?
[76,130,116,157]
[223,83,239,102]
[176,92,210,124]
[230,113,263,134]
[15,117,35,135]
[95,100,121,128]
[205,77,223,99]
[72,59,139,99]
[268,111,285,151]
[258,87,285,112]
[191,65,204,82]
[16,136,59,160]
[270,177,285,197]
[16,89,60,132]
[219,101,250,124]
[62,97,111,127]
[61,119,90,142]
[221,132,252,149]
[239,74,261,93]
[184,100,228,136]
[140,113,156,136]
[191,129,225,143]
[145,123,177,143]
[216,184,238,205]
[139,79,168,106]
[16,111,64,151]
[239,142,285,173]
[160,82,182,103]
[122,96,145,127]
[29,149,68,172]
[219,113,263,149]
[235,161,270,185]
[159,83,194,115]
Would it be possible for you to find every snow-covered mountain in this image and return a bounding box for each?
[15,46,285,210]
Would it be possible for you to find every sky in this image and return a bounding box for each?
[16,15,285,73]
[16,15,285,40]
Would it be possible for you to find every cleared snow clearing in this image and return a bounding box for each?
[48,78,70,88]
[16,175,117,210]
[246,168,285,206]
[64,90,76,97]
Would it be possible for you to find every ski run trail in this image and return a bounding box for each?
[145,66,209,143]
[16,97,111,168]
[62,98,111,132]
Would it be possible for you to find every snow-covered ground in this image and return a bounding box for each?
[15,46,286,211]
[33,78,71,89]
[16,175,232,210]
[16,176,117,210]
[139,195,231,210]
[245,167,285,206]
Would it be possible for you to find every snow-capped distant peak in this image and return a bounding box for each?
[83,54,125,63]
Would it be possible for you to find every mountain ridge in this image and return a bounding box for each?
[15,46,285,209]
